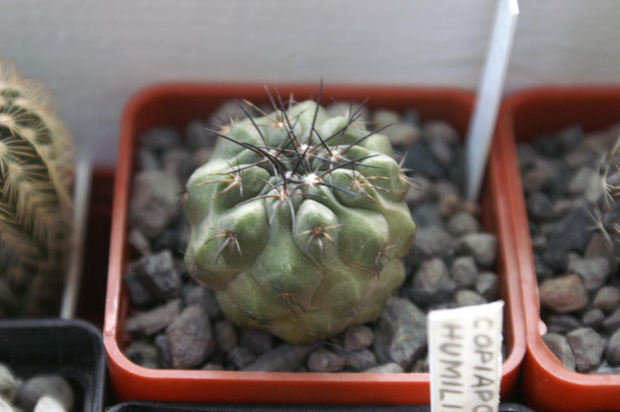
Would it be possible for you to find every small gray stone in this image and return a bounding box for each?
[404,176,434,206]
[243,343,320,372]
[373,298,427,369]
[544,314,582,334]
[125,340,160,369]
[162,147,193,180]
[307,349,345,372]
[567,327,607,373]
[124,271,156,308]
[457,233,497,268]
[154,334,173,369]
[192,148,214,168]
[166,305,215,369]
[582,308,606,329]
[551,198,587,219]
[240,328,274,356]
[567,167,597,196]
[603,307,620,333]
[543,208,594,270]
[595,361,620,374]
[131,250,181,300]
[434,180,460,200]
[214,320,238,354]
[605,329,620,365]
[342,349,377,371]
[476,272,500,301]
[373,109,400,128]
[539,274,589,313]
[531,234,547,254]
[521,161,555,193]
[534,255,554,280]
[34,395,69,412]
[201,363,225,371]
[410,203,443,229]
[585,234,618,274]
[410,258,455,308]
[427,138,454,168]
[344,325,374,351]
[447,212,480,237]
[542,332,576,371]
[422,121,460,145]
[125,299,182,336]
[593,286,620,313]
[15,375,74,411]
[385,122,421,147]
[568,257,611,292]
[558,125,584,152]
[450,256,478,288]
[185,119,214,149]
[127,228,152,258]
[517,143,539,170]
[137,148,160,171]
[402,141,446,180]
[410,357,430,373]
[402,109,421,126]
[408,227,454,265]
[526,192,555,221]
[455,289,487,307]
[363,363,405,373]
[129,170,181,239]
[0,363,19,401]
[139,127,181,152]
[226,347,257,370]
[183,286,221,319]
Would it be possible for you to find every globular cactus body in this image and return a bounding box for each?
[184,96,416,344]
[0,61,73,317]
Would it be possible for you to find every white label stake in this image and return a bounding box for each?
[429,301,504,412]
[465,0,519,200]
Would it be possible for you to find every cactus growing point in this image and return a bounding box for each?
[184,90,416,344]
[0,61,74,317]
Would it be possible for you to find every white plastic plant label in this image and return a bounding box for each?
[465,0,519,200]
[428,301,504,412]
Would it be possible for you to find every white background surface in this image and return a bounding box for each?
[2,0,620,165]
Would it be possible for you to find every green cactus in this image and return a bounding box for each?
[0,61,74,317]
[184,90,416,344]
[596,134,619,258]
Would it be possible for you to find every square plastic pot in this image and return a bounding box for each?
[0,319,106,412]
[105,83,525,404]
[494,87,620,412]
[106,401,534,412]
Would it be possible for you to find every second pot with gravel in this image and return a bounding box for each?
[495,87,620,412]
[104,83,525,404]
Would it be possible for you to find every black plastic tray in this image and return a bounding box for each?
[0,318,106,412]
[106,402,534,411]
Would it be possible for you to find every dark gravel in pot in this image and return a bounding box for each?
[518,124,620,374]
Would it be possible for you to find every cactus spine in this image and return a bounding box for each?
[184,88,416,344]
[597,134,620,258]
[0,61,74,317]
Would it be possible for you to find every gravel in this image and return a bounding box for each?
[518,124,620,374]
[122,103,505,374]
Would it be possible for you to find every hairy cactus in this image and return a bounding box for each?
[595,134,619,258]
[0,61,74,317]
[184,91,416,344]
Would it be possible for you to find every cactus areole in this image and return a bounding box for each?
[184,95,416,344]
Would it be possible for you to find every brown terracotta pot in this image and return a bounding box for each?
[104,83,525,404]
[494,87,620,412]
